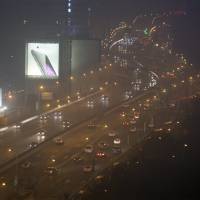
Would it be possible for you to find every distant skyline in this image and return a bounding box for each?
[0,0,199,88]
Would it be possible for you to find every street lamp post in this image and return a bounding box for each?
[92,146,96,172]
[37,85,44,113]
[127,134,130,146]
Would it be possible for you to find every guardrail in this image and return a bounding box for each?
[0,88,157,175]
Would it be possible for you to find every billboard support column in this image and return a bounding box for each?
[59,38,72,95]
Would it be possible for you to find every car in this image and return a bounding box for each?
[130,120,136,125]
[98,142,109,149]
[54,137,64,145]
[45,167,58,175]
[50,155,57,163]
[125,91,132,98]
[148,123,154,128]
[101,95,109,102]
[96,151,106,158]
[125,91,132,95]
[71,154,84,163]
[95,175,104,181]
[144,103,150,107]
[87,100,94,108]
[62,121,66,128]
[113,161,120,167]
[122,121,129,126]
[120,112,126,117]
[134,113,140,119]
[0,177,7,187]
[88,121,97,129]
[37,130,46,140]
[124,92,130,99]
[66,121,71,128]
[53,112,57,116]
[54,112,62,119]
[129,127,137,133]
[84,145,93,153]
[168,103,176,108]
[40,115,47,121]
[113,138,121,145]
[144,106,149,111]
[112,146,122,154]
[79,190,85,195]
[13,124,21,129]
[108,131,117,137]
[62,121,71,128]
[37,130,45,135]
[122,104,129,108]
[164,121,173,125]
[28,142,38,149]
[21,161,31,169]
[153,128,163,132]
[83,165,93,172]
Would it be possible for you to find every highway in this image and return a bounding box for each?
[1,80,187,199]
[0,13,198,200]
[0,87,158,199]
[0,92,117,163]
[0,65,134,166]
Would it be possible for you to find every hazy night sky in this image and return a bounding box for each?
[0,0,199,88]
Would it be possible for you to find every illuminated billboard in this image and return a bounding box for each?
[26,43,59,79]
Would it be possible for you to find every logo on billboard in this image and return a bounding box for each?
[26,43,59,79]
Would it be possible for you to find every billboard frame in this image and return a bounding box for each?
[25,39,60,80]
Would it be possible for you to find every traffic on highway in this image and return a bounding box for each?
[0,8,199,200]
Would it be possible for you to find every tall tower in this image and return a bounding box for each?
[66,0,72,27]
[65,0,91,37]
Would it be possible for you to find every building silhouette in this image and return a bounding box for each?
[65,0,92,37]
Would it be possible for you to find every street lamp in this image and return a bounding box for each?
[161,88,167,93]
[99,86,103,91]
[46,103,50,108]
[38,85,45,113]
[8,94,13,99]
[104,124,108,128]
[82,73,87,77]
[1,182,6,187]
[70,76,74,81]
[39,85,44,90]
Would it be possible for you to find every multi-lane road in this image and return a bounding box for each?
[0,13,198,199]
[1,80,184,200]
[0,75,129,164]
[0,62,154,197]
[0,86,158,199]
